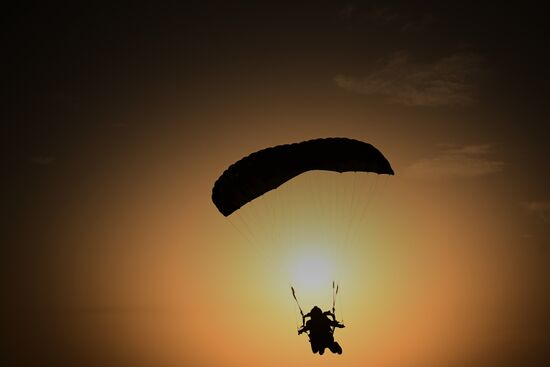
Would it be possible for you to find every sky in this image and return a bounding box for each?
[2,2,549,366]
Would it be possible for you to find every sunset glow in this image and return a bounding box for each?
[4,3,549,367]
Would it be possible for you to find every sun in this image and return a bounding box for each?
[288,249,336,293]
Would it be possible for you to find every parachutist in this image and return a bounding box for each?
[212,139,392,356]
[298,306,345,355]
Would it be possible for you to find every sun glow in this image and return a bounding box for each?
[289,251,335,291]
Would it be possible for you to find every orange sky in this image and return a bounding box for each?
[4,3,549,367]
[25,114,539,367]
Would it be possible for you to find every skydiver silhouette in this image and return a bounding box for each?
[298,306,345,355]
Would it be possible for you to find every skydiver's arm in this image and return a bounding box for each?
[325,311,339,324]
[331,319,345,328]
[302,312,311,325]
[324,312,345,328]
[298,320,311,335]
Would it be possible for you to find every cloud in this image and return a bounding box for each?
[443,143,494,155]
[365,5,403,24]
[334,52,484,106]
[522,200,550,222]
[406,144,504,179]
[341,4,404,24]
[340,4,435,31]
[401,13,434,31]
[29,156,54,165]
[339,3,357,18]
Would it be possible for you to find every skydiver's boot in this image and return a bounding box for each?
[310,342,319,354]
[329,341,342,354]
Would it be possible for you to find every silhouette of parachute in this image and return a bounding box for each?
[212,137,394,216]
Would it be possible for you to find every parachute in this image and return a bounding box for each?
[212,137,394,216]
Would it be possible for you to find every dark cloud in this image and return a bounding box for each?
[523,200,550,222]
[340,3,434,31]
[29,156,55,166]
[406,144,503,179]
[401,12,434,31]
[339,3,357,19]
[335,51,484,106]
[364,5,403,24]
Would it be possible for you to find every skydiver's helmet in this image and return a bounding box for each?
[310,306,323,318]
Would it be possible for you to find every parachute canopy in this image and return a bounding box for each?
[212,137,394,216]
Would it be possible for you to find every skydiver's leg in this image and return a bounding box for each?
[319,346,325,355]
[310,342,318,354]
[328,341,342,354]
